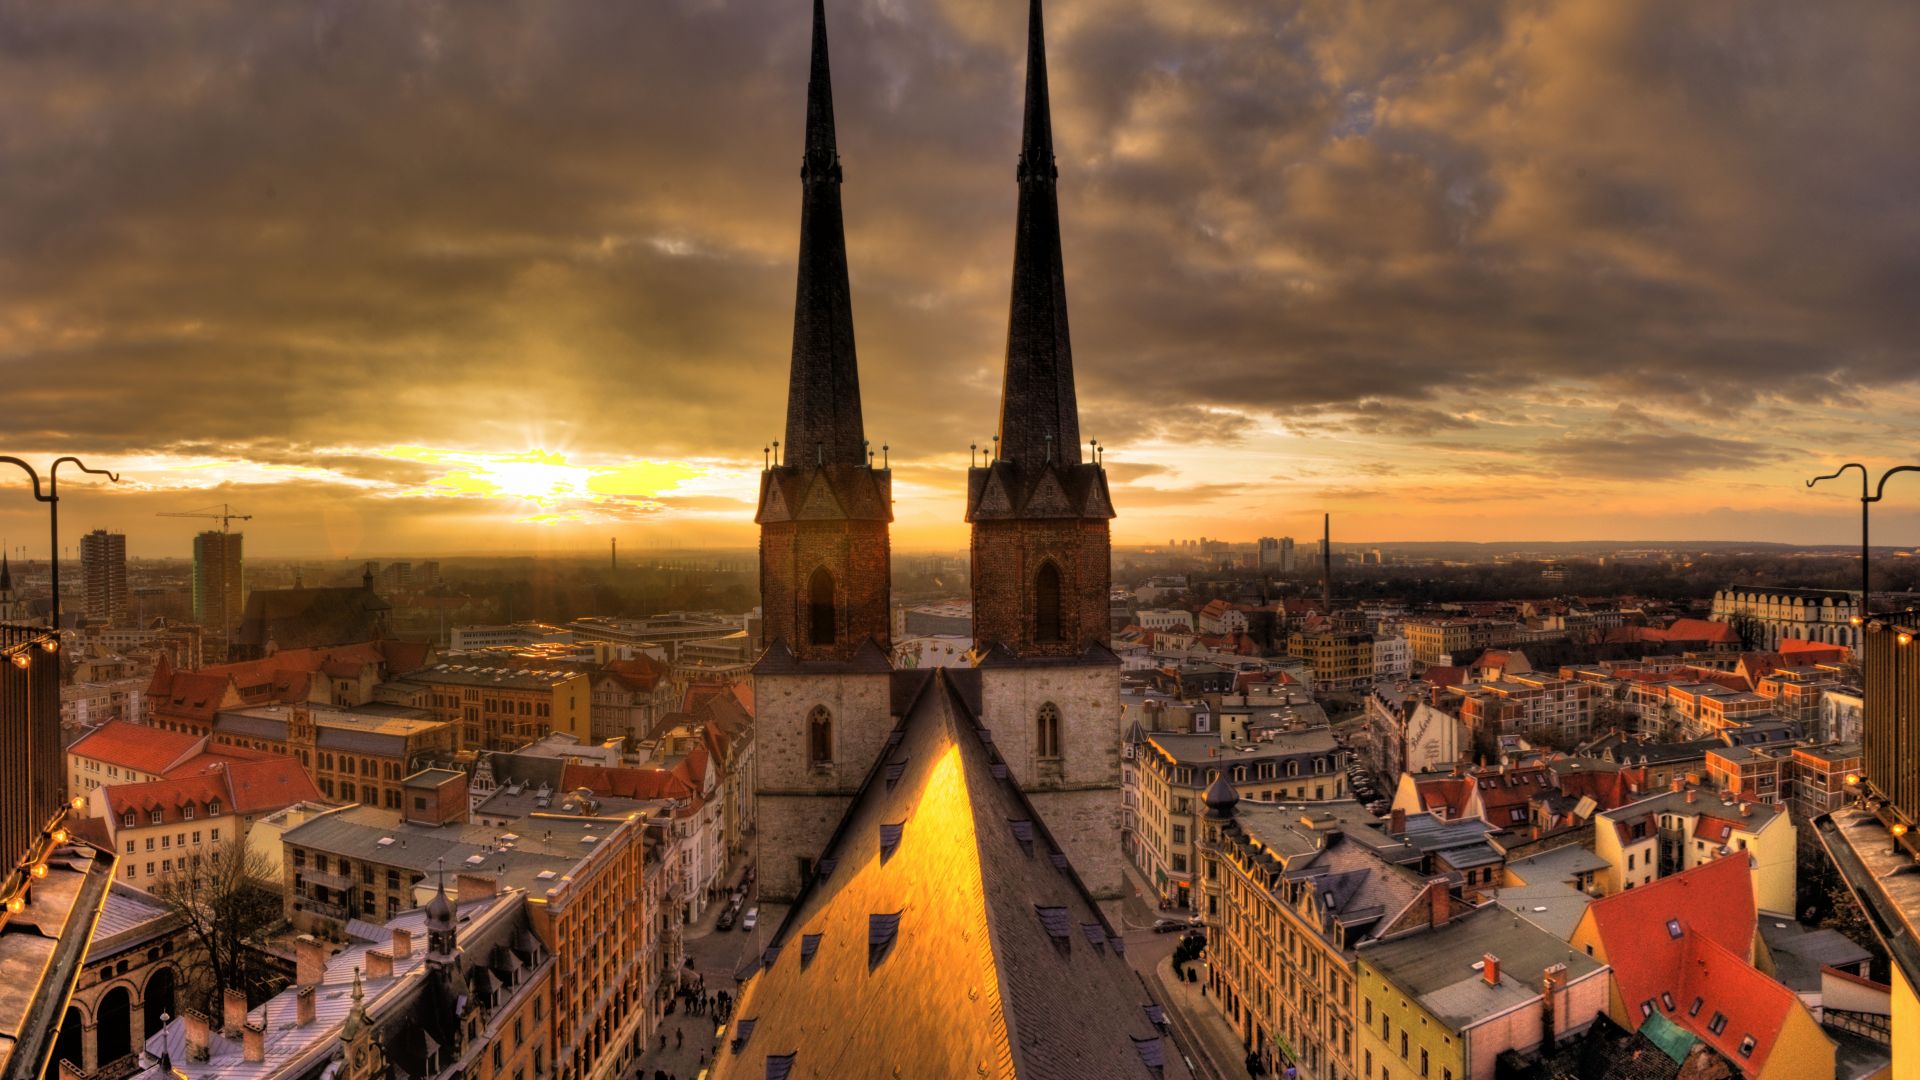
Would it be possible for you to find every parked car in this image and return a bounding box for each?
[1152,918,1186,934]
[717,909,735,931]
[742,907,759,932]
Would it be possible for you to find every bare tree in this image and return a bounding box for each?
[151,838,286,1013]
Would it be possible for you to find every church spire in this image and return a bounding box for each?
[997,0,1079,470]
[784,0,866,470]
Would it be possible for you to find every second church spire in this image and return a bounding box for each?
[785,0,866,469]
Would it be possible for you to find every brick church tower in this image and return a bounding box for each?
[965,0,1124,901]
[754,0,898,904]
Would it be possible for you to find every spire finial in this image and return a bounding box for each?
[782,0,867,471]
[995,0,1080,470]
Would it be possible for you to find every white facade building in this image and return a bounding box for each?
[1709,586,1860,649]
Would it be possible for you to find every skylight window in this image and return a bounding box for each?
[1667,919,1684,939]
[1688,996,1704,1017]
[1708,1012,1728,1035]
[1738,1036,1755,1058]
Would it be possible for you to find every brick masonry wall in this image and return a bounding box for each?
[752,669,896,902]
[970,518,1110,657]
[760,516,891,662]
[978,661,1125,899]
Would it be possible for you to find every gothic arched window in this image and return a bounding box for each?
[1034,561,1063,643]
[1036,702,1062,760]
[808,706,833,767]
[808,567,837,646]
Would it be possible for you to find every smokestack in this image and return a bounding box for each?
[1482,953,1501,986]
[1322,512,1332,614]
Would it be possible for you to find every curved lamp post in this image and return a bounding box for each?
[0,456,121,629]
[1808,463,1920,621]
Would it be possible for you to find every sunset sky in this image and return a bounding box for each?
[4,0,1919,558]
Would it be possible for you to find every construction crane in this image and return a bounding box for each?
[158,504,253,532]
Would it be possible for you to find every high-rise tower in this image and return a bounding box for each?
[80,529,127,625]
[753,0,897,904]
[966,0,1114,661]
[964,0,1124,901]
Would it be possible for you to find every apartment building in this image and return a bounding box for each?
[67,720,206,795]
[89,757,321,889]
[412,662,591,751]
[1592,784,1796,913]
[1403,618,1513,669]
[1201,788,1433,1080]
[210,701,457,810]
[1288,630,1375,691]
[1130,728,1347,908]
[1356,905,1607,1080]
[1451,672,1596,745]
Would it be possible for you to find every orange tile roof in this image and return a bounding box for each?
[69,720,201,776]
[1672,930,1798,1074]
[1585,855,1756,1043]
[218,757,324,814]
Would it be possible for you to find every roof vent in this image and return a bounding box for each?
[991,762,1009,780]
[1036,906,1072,948]
[1049,850,1070,871]
[868,912,902,967]
[1143,1003,1167,1028]
[762,944,781,968]
[1667,918,1684,939]
[1133,1035,1167,1078]
[884,758,908,792]
[816,857,837,879]
[878,821,904,861]
[730,1018,756,1054]
[1081,923,1107,953]
[765,1052,797,1080]
[800,933,822,966]
[1008,819,1035,854]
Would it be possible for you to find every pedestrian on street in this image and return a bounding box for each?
[676,1029,683,1049]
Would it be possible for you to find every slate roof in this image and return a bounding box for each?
[711,668,1186,1079]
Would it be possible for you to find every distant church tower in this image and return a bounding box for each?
[965,0,1123,901]
[754,0,897,904]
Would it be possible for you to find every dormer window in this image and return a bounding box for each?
[183,806,194,821]
[150,810,163,825]
[123,812,135,828]
[208,800,220,816]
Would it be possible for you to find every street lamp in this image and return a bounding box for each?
[0,456,121,629]
[1808,463,1920,622]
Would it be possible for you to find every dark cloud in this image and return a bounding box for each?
[1,0,1914,548]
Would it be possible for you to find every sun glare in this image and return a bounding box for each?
[377,445,735,524]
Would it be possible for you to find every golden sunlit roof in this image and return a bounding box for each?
[711,670,1184,1080]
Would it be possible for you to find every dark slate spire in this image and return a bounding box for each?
[997,0,1080,469]
[784,0,867,470]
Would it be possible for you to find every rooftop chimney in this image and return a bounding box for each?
[223,987,248,1036]
[391,926,413,960]
[296,985,316,1027]
[1430,879,1452,928]
[365,949,393,979]
[1541,962,1567,1049]
[456,872,498,900]
[1390,808,1407,835]
[296,934,327,988]
[1482,953,1501,986]
[184,1010,212,1062]
[1685,789,1697,804]
[1739,802,1751,817]
[242,1021,266,1064]
[1670,777,1684,793]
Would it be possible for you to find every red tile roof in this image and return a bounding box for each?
[1673,930,1798,1074]
[68,720,202,776]
[1585,855,1757,1044]
[1658,619,1742,645]
[102,755,323,827]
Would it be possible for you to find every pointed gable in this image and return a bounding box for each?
[710,669,1186,1079]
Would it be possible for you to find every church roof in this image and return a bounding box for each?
[711,668,1185,1079]
[231,582,391,654]
[752,636,894,676]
